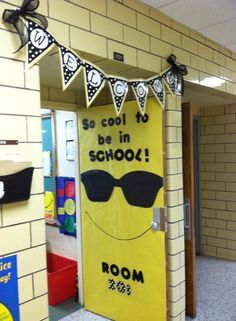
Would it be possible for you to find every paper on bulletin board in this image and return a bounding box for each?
[78,98,166,321]
[66,141,75,161]
[44,191,55,220]
[0,255,20,321]
[43,151,52,177]
[65,120,74,140]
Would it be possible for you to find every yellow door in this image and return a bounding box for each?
[78,98,167,321]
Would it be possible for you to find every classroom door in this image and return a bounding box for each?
[78,98,167,321]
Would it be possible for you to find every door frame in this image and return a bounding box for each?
[193,116,202,255]
[182,102,197,318]
[41,102,84,306]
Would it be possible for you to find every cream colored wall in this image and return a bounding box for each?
[165,95,185,321]
[0,2,48,321]
[1,0,236,320]
[201,104,236,261]
[191,104,201,117]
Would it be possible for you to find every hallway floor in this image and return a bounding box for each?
[186,255,236,321]
[49,298,81,321]
[59,309,110,321]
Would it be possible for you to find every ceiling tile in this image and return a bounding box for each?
[139,0,236,52]
[199,19,236,46]
[142,0,178,8]
[227,44,236,52]
[141,0,236,29]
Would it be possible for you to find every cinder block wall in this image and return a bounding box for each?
[165,95,185,321]
[201,104,236,261]
[0,2,48,321]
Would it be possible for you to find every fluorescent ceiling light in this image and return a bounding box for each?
[200,77,226,87]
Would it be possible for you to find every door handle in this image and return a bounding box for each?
[184,199,191,240]
[184,200,190,228]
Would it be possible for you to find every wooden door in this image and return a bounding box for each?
[182,102,196,318]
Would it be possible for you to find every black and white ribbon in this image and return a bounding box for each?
[2,0,48,53]
[163,54,188,96]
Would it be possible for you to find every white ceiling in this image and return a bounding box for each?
[140,0,236,53]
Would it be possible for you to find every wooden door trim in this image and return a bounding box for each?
[182,102,196,318]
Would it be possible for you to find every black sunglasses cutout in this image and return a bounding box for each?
[81,170,163,208]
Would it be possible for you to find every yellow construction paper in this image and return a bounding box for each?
[78,98,166,321]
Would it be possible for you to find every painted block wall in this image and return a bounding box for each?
[165,95,185,321]
[201,104,236,261]
[0,2,48,321]
[1,0,236,320]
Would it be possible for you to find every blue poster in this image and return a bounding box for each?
[56,176,76,237]
[0,255,20,321]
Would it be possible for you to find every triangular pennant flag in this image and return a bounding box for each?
[27,20,56,69]
[84,62,106,107]
[58,45,83,90]
[162,68,177,96]
[131,81,149,115]
[108,77,129,115]
[148,76,165,109]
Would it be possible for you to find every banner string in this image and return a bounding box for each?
[85,211,152,241]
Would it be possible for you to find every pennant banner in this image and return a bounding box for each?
[84,62,106,107]
[58,45,83,90]
[2,0,188,114]
[27,20,55,68]
[131,81,149,115]
[148,76,165,109]
[162,69,177,97]
[108,77,129,115]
